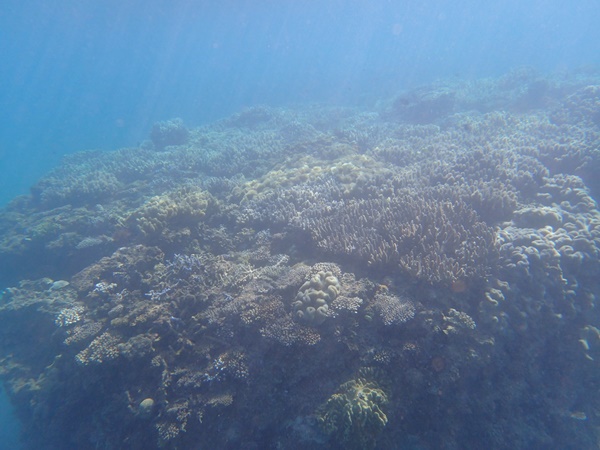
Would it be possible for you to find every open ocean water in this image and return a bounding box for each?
[2,0,599,208]
[1,1,600,449]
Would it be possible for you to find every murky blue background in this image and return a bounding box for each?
[1,1,600,446]
[2,0,599,208]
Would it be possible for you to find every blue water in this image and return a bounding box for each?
[1,1,600,446]
[1,0,599,207]
[0,387,20,449]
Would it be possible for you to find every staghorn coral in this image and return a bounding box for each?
[156,421,182,445]
[294,192,495,284]
[370,110,550,207]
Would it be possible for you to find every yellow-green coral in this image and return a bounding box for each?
[318,375,388,449]
[238,156,327,202]
[238,154,388,202]
[292,270,340,325]
[127,186,212,236]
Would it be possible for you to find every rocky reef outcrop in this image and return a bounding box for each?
[2,70,600,449]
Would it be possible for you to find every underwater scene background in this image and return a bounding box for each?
[2,1,600,449]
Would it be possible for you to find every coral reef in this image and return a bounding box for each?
[1,71,600,449]
[150,118,190,150]
[126,185,214,241]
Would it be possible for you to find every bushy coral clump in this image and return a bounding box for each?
[126,185,213,239]
[318,373,389,450]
